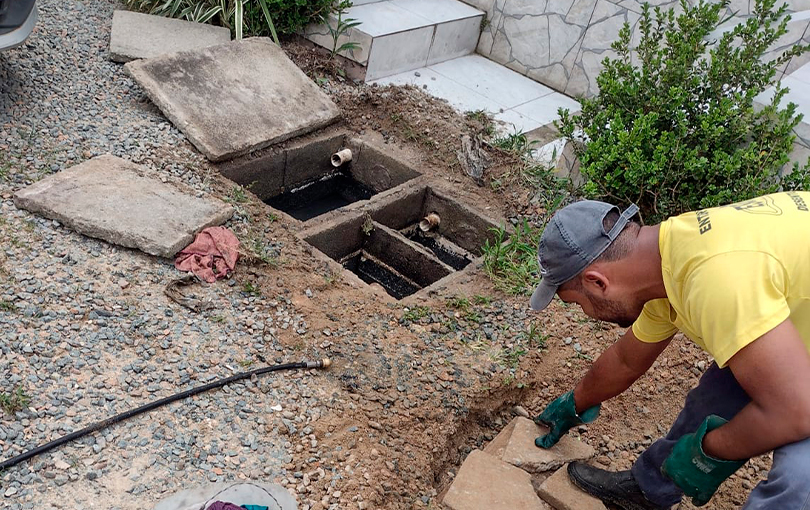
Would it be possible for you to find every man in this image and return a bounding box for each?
[529,192,810,509]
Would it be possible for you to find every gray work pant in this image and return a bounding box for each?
[631,363,810,508]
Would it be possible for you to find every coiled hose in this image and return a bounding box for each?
[0,358,332,471]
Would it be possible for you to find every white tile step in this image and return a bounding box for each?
[371,55,582,134]
[303,0,484,81]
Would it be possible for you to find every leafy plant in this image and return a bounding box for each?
[227,185,248,204]
[473,294,492,305]
[124,0,334,43]
[493,127,538,159]
[446,295,471,311]
[0,300,15,312]
[482,219,541,296]
[242,281,261,295]
[402,305,431,322]
[496,346,528,369]
[520,323,548,349]
[0,386,30,415]
[328,1,362,59]
[557,0,810,222]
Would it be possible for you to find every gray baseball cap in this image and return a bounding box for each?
[529,200,639,311]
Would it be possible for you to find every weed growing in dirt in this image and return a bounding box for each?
[473,295,492,305]
[520,323,548,349]
[328,0,362,59]
[242,281,261,296]
[361,212,374,236]
[493,127,537,159]
[401,305,431,322]
[0,162,9,181]
[226,186,249,204]
[319,268,343,288]
[267,212,279,223]
[0,386,30,415]
[462,310,482,323]
[465,109,495,137]
[482,219,541,296]
[0,300,16,313]
[247,237,279,266]
[446,295,471,311]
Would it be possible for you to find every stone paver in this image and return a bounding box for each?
[537,465,608,510]
[484,417,594,473]
[13,155,233,258]
[442,450,552,510]
[125,38,341,162]
[109,10,231,63]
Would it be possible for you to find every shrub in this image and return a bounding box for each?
[124,0,333,41]
[557,0,810,223]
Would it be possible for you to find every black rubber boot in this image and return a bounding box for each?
[567,462,670,510]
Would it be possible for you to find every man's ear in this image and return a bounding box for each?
[582,269,609,294]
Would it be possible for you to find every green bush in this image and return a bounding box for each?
[247,0,332,37]
[124,0,333,40]
[557,0,810,223]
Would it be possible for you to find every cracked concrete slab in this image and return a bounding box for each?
[125,38,341,162]
[442,450,552,510]
[109,10,231,63]
[484,417,595,473]
[13,155,233,258]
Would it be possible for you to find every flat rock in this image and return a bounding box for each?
[13,155,233,258]
[442,450,552,510]
[109,10,231,63]
[484,417,594,473]
[537,465,607,510]
[125,38,341,162]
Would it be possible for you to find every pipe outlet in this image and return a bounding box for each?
[419,212,441,232]
[331,148,353,167]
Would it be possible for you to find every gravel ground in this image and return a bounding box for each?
[0,1,332,508]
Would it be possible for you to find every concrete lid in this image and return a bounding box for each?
[109,10,231,63]
[125,37,341,162]
[13,155,233,258]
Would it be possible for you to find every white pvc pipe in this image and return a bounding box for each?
[331,148,353,167]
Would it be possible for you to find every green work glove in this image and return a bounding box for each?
[534,391,600,448]
[661,415,747,506]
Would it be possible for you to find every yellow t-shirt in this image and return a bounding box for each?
[632,192,810,367]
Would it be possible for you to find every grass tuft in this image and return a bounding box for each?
[482,219,541,296]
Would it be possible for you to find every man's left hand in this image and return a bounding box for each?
[661,415,746,506]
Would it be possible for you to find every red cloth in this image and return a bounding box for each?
[175,226,239,283]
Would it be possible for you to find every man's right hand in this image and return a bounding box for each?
[534,390,601,448]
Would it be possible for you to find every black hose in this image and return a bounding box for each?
[0,359,331,471]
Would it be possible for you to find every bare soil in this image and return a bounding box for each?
[4,37,765,510]
[215,40,767,509]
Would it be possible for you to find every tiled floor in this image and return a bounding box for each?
[370,55,582,134]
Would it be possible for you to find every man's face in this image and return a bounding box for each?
[557,288,643,328]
